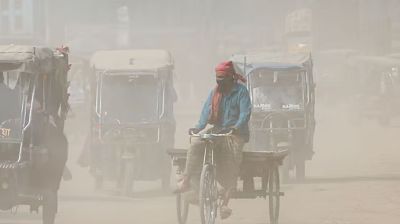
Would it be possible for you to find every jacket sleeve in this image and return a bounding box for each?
[233,87,252,130]
[195,90,213,130]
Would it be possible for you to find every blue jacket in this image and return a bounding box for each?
[196,83,252,142]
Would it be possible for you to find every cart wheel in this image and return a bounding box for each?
[42,189,57,224]
[199,164,218,224]
[122,160,135,196]
[176,193,189,224]
[268,167,280,224]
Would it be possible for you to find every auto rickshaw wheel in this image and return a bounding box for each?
[42,189,57,224]
[122,160,135,196]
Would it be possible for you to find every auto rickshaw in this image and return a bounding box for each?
[87,49,176,195]
[231,52,316,179]
[0,45,70,224]
[346,55,400,125]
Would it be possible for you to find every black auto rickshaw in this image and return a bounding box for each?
[232,52,316,179]
[86,49,176,195]
[346,55,400,125]
[0,45,70,224]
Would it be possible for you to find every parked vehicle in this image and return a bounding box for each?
[232,52,316,179]
[88,49,177,195]
[0,45,70,224]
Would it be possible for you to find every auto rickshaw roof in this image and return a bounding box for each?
[90,49,173,73]
[231,52,311,76]
[0,45,57,73]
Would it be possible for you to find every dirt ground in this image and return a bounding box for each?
[1,100,400,224]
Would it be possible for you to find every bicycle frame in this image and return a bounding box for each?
[202,140,215,167]
[190,131,234,167]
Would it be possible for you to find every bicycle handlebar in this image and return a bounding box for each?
[189,130,234,137]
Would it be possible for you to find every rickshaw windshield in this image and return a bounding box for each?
[250,69,305,111]
[0,70,26,141]
[100,74,160,124]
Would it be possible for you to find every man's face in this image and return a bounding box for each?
[216,72,233,86]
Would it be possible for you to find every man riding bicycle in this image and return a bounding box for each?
[176,61,251,219]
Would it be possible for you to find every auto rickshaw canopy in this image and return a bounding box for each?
[90,49,174,73]
[0,45,67,74]
[231,52,312,76]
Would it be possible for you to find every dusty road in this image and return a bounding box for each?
[1,103,400,224]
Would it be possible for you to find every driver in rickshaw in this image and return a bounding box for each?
[175,61,251,219]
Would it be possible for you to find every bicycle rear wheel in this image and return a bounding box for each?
[199,164,218,224]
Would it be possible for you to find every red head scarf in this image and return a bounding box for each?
[209,61,246,124]
[215,61,247,83]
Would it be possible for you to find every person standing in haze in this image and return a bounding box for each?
[176,61,251,219]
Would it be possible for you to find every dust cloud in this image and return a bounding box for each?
[2,0,400,224]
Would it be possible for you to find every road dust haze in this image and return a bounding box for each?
[2,1,400,224]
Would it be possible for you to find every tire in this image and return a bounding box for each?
[122,160,135,196]
[199,164,218,224]
[42,189,58,224]
[176,193,189,224]
[268,167,280,224]
[295,160,306,180]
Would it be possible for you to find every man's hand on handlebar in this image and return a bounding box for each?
[188,128,201,135]
[218,127,237,135]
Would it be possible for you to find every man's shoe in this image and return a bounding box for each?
[220,205,232,220]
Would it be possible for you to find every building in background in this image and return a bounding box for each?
[0,0,46,44]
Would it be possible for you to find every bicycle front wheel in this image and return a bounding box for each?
[268,166,280,224]
[199,164,218,224]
